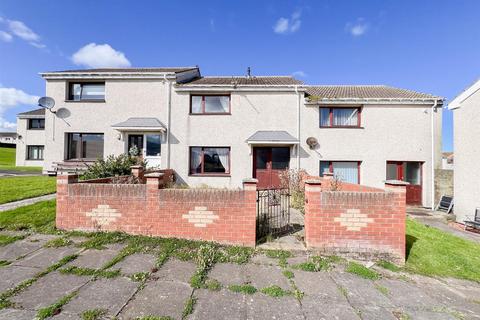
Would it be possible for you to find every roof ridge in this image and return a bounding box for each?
[200,75,296,78]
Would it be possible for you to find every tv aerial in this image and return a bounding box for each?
[38,97,56,114]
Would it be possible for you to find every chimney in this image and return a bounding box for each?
[247,67,251,79]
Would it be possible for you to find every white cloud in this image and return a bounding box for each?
[273,10,302,34]
[292,71,307,78]
[0,87,39,131]
[0,18,45,48]
[0,31,12,42]
[209,18,215,32]
[346,18,368,37]
[71,43,131,68]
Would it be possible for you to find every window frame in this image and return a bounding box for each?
[66,133,104,161]
[189,94,231,115]
[189,146,231,176]
[319,160,361,184]
[26,145,44,160]
[319,106,362,128]
[66,82,106,102]
[27,118,45,130]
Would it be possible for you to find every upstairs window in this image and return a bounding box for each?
[28,118,45,130]
[190,95,230,114]
[68,82,105,101]
[320,107,361,127]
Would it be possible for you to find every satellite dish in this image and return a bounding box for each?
[306,137,319,149]
[38,97,55,110]
[56,107,70,119]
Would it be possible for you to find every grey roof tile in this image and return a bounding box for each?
[182,76,302,86]
[247,131,298,142]
[17,108,45,117]
[306,85,442,101]
[112,117,166,129]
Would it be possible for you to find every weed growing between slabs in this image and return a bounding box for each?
[0,234,25,246]
[228,284,257,295]
[59,266,121,279]
[81,308,107,320]
[36,291,77,319]
[182,296,197,319]
[346,262,380,280]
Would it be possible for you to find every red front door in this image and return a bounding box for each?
[253,147,290,189]
[386,161,423,205]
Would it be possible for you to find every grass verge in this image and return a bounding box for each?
[0,199,56,233]
[0,176,56,204]
[0,147,42,173]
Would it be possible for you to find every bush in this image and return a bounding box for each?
[279,169,308,213]
[82,154,145,180]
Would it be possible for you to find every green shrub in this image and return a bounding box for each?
[82,154,145,180]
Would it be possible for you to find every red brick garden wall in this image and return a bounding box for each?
[56,174,257,247]
[304,179,407,263]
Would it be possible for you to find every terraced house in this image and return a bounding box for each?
[17,66,443,207]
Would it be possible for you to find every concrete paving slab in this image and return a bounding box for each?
[293,270,346,300]
[286,255,309,266]
[244,264,290,291]
[407,310,456,320]
[111,253,156,275]
[0,265,39,292]
[0,308,38,320]
[51,311,81,319]
[119,280,192,320]
[250,254,278,266]
[330,272,393,308]
[13,246,80,269]
[11,272,90,310]
[62,277,138,316]
[377,278,442,308]
[301,296,360,320]
[208,263,247,286]
[190,289,246,320]
[357,306,396,320]
[155,258,197,284]
[68,248,120,270]
[0,238,45,261]
[245,294,304,320]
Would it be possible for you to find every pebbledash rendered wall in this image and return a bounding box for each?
[304,177,407,263]
[56,173,257,247]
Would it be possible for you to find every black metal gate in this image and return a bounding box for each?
[256,188,290,240]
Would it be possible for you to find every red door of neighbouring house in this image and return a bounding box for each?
[253,147,290,189]
[386,161,423,205]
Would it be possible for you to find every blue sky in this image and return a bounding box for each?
[1,1,480,151]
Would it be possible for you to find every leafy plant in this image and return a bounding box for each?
[82,153,145,180]
[346,262,380,280]
[81,308,107,320]
[260,285,290,297]
[279,169,308,213]
[228,284,257,294]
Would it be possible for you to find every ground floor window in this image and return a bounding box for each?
[386,161,422,185]
[190,147,230,175]
[67,133,104,160]
[27,145,44,160]
[320,161,360,184]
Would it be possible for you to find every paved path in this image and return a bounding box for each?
[0,232,479,320]
[0,193,56,212]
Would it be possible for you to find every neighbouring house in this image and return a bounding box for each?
[448,79,480,222]
[0,132,17,145]
[17,66,443,207]
[441,152,454,170]
[15,108,46,167]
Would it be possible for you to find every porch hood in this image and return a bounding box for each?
[246,130,299,145]
[111,117,166,131]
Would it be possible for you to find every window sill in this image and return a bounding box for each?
[189,174,231,177]
[27,128,45,131]
[189,113,231,116]
[319,126,364,129]
[65,100,106,103]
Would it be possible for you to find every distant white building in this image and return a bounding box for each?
[15,108,46,167]
[449,79,480,222]
[441,152,454,170]
[0,132,17,144]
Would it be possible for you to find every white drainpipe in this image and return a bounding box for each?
[165,75,172,168]
[295,85,301,170]
[431,99,438,210]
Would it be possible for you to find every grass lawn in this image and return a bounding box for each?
[0,200,56,232]
[0,147,42,172]
[0,176,56,204]
[405,218,480,282]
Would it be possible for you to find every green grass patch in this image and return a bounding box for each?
[0,260,11,267]
[36,291,77,319]
[81,308,107,320]
[130,272,149,282]
[291,256,331,272]
[182,296,196,319]
[78,231,130,250]
[0,199,56,232]
[228,284,257,295]
[0,147,42,173]
[59,266,120,279]
[260,285,290,298]
[346,262,380,280]
[405,219,480,282]
[44,237,73,248]
[0,176,56,204]
[204,278,222,291]
[0,234,25,246]
[282,270,294,279]
[377,260,401,272]
[264,249,292,260]
[215,246,254,264]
